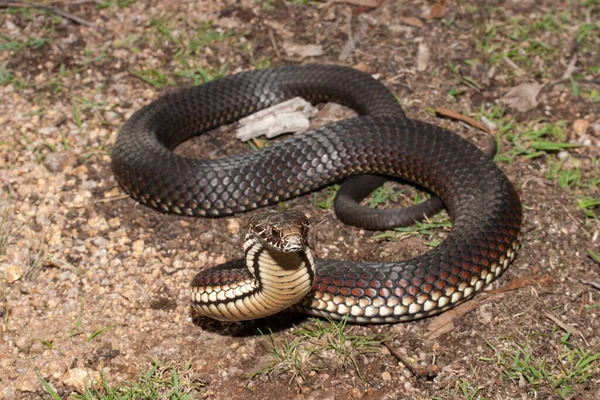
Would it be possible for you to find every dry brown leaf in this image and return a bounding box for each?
[425,0,449,20]
[399,16,426,28]
[283,42,324,59]
[318,0,384,9]
[435,107,493,134]
[499,82,545,112]
[427,274,553,339]
[486,274,553,294]
[352,63,374,74]
[427,298,489,340]
[417,42,430,72]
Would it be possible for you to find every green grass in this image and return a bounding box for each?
[0,34,49,52]
[250,317,384,383]
[483,334,600,399]
[473,104,600,231]
[43,361,207,399]
[372,212,451,246]
[588,248,600,265]
[312,185,340,210]
[433,379,489,400]
[126,18,234,88]
[95,0,137,9]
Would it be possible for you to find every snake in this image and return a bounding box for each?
[112,64,522,323]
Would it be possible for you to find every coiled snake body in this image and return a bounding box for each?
[112,64,522,323]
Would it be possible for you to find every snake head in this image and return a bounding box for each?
[248,211,310,253]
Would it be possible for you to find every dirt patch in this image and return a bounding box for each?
[1,1,599,399]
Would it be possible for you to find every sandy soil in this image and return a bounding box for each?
[1,0,599,399]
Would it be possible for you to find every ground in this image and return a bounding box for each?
[1,0,599,399]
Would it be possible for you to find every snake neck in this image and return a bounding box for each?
[243,234,315,302]
[190,235,316,322]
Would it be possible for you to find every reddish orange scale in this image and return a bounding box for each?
[448,275,460,285]
[327,285,339,294]
[411,277,425,286]
[408,285,420,296]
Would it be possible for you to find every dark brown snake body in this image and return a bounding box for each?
[112,64,522,323]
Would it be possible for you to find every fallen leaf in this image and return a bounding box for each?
[499,82,545,112]
[427,297,489,340]
[283,42,324,59]
[352,62,374,74]
[427,275,551,339]
[416,42,430,72]
[486,274,553,294]
[425,0,449,20]
[435,106,493,134]
[399,16,426,28]
[318,0,384,9]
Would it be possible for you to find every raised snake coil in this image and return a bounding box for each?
[112,64,522,323]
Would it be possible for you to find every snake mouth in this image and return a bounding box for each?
[278,234,304,253]
[248,211,310,253]
[251,231,306,253]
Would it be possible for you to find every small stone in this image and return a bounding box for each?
[15,337,32,352]
[591,121,600,137]
[29,341,45,354]
[381,371,392,381]
[15,371,38,392]
[227,366,243,378]
[107,217,121,228]
[2,385,17,400]
[214,255,227,264]
[71,164,88,178]
[199,232,213,244]
[63,368,101,394]
[88,217,109,232]
[572,119,590,137]
[227,219,241,235]
[43,152,77,173]
[4,265,23,283]
[132,240,144,256]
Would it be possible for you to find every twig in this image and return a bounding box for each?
[267,27,281,60]
[0,1,105,33]
[93,194,130,204]
[318,0,384,10]
[544,312,579,336]
[368,325,437,380]
[560,55,578,81]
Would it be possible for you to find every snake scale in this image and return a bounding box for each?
[112,64,522,323]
